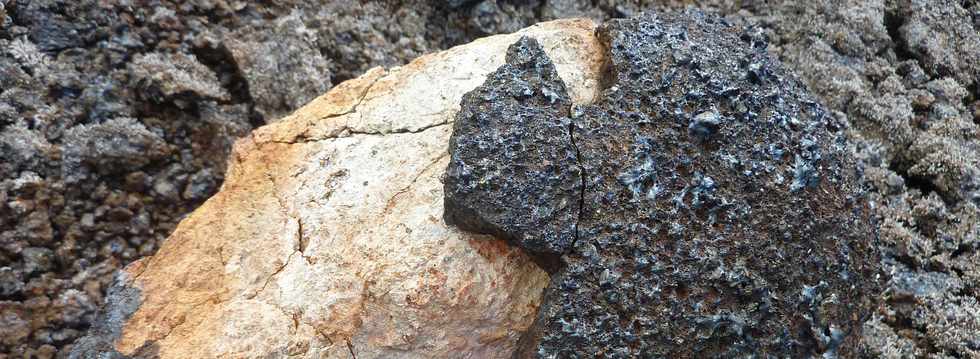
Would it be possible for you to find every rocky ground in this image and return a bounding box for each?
[0,0,977,357]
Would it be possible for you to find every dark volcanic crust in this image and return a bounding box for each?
[444,37,582,256]
[444,10,883,358]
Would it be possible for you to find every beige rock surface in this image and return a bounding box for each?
[71,19,605,359]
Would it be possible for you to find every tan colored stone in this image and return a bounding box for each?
[74,19,605,359]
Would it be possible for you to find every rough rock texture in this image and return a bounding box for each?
[444,37,581,257]
[446,12,882,357]
[220,11,332,120]
[1,0,978,356]
[0,2,607,355]
[697,1,980,357]
[70,20,606,358]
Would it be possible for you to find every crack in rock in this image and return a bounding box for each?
[266,121,452,145]
[383,152,449,217]
[345,339,357,359]
[443,11,883,358]
[263,71,453,146]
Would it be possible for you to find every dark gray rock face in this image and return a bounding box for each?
[444,37,581,256]
[444,11,882,357]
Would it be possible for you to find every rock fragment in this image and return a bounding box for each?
[128,52,230,103]
[62,118,170,178]
[444,37,582,257]
[222,12,333,121]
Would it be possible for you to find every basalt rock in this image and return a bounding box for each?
[444,37,581,257]
[444,11,883,357]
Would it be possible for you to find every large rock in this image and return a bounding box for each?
[70,19,605,358]
[445,11,882,357]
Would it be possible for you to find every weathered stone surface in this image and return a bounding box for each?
[444,37,581,257]
[445,10,882,357]
[70,19,606,359]
[222,12,333,121]
[128,52,230,103]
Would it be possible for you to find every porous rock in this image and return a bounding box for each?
[444,37,581,257]
[128,52,230,103]
[445,11,882,357]
[70,19,605,359]
[222,11,333,121]
[61,118,171,179]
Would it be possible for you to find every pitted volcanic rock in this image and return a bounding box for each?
[444,37,582,257]
[444,11,883,358]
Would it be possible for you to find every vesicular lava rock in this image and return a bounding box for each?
[445,11,883,357]
[444,37,581,257]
